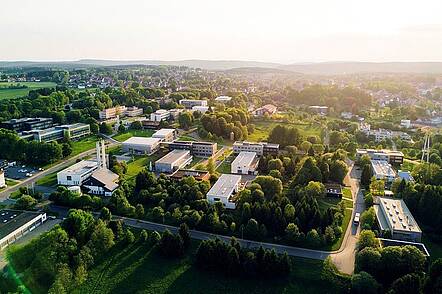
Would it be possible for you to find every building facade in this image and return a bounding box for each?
[122,137,161,155]
[233,141,279,156]
[150,109,170,122]
[99,106,127,120]
[206,174,242,209]
[179,99,208,109]
[231,151,259,175]
[155,150,193,173]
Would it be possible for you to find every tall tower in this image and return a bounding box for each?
[96,140,107,169]
[421,133,430,163]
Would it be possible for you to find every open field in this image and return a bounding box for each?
[113,130,155,142]
[248,121,321,142]
[0,82,57,100]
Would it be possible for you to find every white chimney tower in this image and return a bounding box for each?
[96,140,107,169]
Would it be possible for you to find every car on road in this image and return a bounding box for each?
[353,212,360,225]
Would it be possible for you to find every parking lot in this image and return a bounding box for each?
[3,165,40,180]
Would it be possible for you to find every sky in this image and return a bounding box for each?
[1,0,442,63]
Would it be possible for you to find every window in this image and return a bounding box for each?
[67,176,72,181]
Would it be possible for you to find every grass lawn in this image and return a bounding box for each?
[248,121,321,142]
[125,152,164,179]
[342,187,353,200]
[35,172,58,187]
[177,135,196,141]
[216,155,234,174]
[113,130,155,142]
[72,241,336,294]
[0,82,57,100]
[71,135,100,157]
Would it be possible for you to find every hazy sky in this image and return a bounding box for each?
[2,0,442,63]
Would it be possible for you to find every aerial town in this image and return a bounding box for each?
[1,1,442,293]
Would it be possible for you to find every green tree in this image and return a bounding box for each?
[357,230,380,251]
[14,195,37,210]
[350,271,379,294]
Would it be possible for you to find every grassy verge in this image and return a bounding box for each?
[113,130,154,142]
[35,172,58,187]
[70,135,100,157]
[73,241,335,294]
[342,187,352,200]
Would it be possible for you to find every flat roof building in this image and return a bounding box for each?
[374,197,422,242]
[371,160,397,182]
[155,150,193,173]
[126,106,143,117]
[150,109,170,122]
[168,140,217,158]
[0,210,47,249]
[233,141,279,156]
[57,160,98,186]
[215,96,232,103]
[152,128,176,142]
[179,99,208,109]
[169,169,210,181]
[356,149,404,165]
[0,117,53,132]
[231,152,259,175]
[122,137,161,155]
[99,106,127,120]
[20,123,91,143]
[206,174,242,209]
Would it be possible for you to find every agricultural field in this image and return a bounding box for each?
[113,130,155,142]
[0,82,57,100]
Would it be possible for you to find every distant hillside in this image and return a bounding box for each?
[279,62,442,75]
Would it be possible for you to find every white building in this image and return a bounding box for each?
[341,112,353,119]
[231,152,259,175]
[179,99,208,109]
[0,170,6,188]
[233,141,279,156]
[215,96,232,103]
[371,160,397,182]
[192,106,210,113]
[369,128,392,142]
[57,160,98,186]
[152,128,176,142]
[400,119,411,128]
[150,109,170,122]
[374,197,422,242]
[122,137,161,155]
[356,149,404,165]
[206,174,242,209]
[155,150,193,173]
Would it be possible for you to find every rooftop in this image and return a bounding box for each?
[153,128,175,137]
[376,197,421,234]
[398,170,414,182]
[90,168,119,191]
[123,136,161,145]
[215,95,232,101]
[232,151,257,167]
[59,160,98,175]
[156,150,191,165]
[371,160,397,178]
[0,210,44,239]
[207,174,241,199]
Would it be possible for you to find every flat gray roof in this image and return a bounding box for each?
[232,151,257,167]
[207,174,241,199]
[123,136,161,145]
[156,150,191,165]
[377,197,421,234]
[371,160,397,178]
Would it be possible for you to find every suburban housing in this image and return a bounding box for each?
[206,174,242,209]
[374,197,422,242]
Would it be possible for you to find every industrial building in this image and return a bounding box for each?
[0,210,47,249]
[231,151,259,175]
[122,137,161,155]
[374,197,422,242]
[233,141,279,156]
[0,117,53,132]
[356,149,404,165]
[179,99,208,109]
[20,123,91,143]
[371,160,397,182]
[206,174,242,209]
[152,128,176,142]
[155,150,193,173]
[150,109,170,122]
[168,140,217,157]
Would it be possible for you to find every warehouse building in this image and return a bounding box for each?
[374,197,422,242]
[231,151,259,175]
[122,137,161,155]
[233,141,279,156]
[371,160,397,182]
[0,210,47,249]
[155,150,193,173]
[152,128,176,142]
[179,99,208,109]
[168,140,217,157]
[206,174,242,209]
